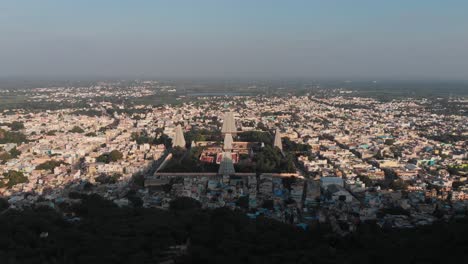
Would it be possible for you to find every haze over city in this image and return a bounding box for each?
[1,0,468,80]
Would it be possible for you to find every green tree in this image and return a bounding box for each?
[108,150,123,162]
[0,152,11,163]
[130,173,145,188]
[131,132,152,144]
[46,130,57,136]
[154,134,172,149]
[279,154,296,172]
[96,150,123,163]
[256,122,268,131]
[95,173,122,184]
[390,179,408,190]
[10,121,25,131]
[255,145,282,173]
[96,154,109,163]
[0,129,27,144]
[2,170,28,188]
[69,126,85,133]
[359,176,373,186]
[184,129,207,145]
[9,147,21,158]
[282,137,311,152]
[36,160,65,172]
[238,131,272,145]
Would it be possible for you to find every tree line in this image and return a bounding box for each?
[0,194,467,263]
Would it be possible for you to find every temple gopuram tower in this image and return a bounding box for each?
[221,111,237,135]
[273,128,283,151]
[173,124,186,148]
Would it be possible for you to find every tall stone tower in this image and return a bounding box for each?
[221,111,237,134]
[273,128,283,151]
[173,124,186,148]
[218,151,235,176]
[223,133,233,151]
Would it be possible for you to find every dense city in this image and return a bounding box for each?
[1,82,466,237]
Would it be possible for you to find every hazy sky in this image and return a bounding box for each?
[1,0,468,80]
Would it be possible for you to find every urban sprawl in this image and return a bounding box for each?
[1,82,467,235]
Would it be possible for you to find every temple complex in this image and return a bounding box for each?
[147,109,300,184]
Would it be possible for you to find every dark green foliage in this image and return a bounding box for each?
[131,131,153,145]
[282,137,311,152]
[0,129,27,144]
[109,150,123,161]
[107,107,151,117]
[0,194,467,263]
[9,147,21,158]
[254,145,295,173]
[184,128,206,144]
[0,152,10,163]
[1,170,28,188]
[256,122,268,131]
[234,159,256,173]
[10,121,24,131]
[389,179,408,190]
[447,165,468,175]
[280,153,296,172]
[238,131,272,145]
[451,181,465,189]
[130,173,145,188]
[95,154,108,163]
[71,109,103,117]
[85,132,97,137]
[131,130,179,148]
[69,126,85,133]
[358,176,374,187]
[255,145,281,172]
[96,150,123,163]
[0,147,21,163]
[261,111,288,117]
[46,130,57,136]
[383,168,398,181]
[235,145,295,173]
[153,134,172,149]
[426,134,467,144]
[95,173,122,184]
[36,160,65,172]
[162,147,217,173]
